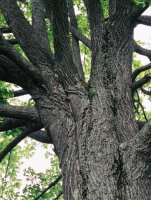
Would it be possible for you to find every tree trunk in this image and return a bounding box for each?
[0,0,151,199]
[33,20,151,199]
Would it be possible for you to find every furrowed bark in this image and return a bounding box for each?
[1,1,151,199]
[31,0,51,54]
[121,122,151,198]
[83,0,104,52]
[51,0,80,87]
[109,0,116,17]
[77,7,139,199]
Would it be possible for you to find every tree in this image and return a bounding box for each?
[0,0,151,199]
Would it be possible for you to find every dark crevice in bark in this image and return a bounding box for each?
[113,147,129,200]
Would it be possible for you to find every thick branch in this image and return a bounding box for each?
[122,121,151,184]
[0,104,39,121]
[0,27,12,34]
[109,0,116,17]
[54,191,63,200]
[29,130,52,144]
[141,87,151,96]
[31,0,51,53]
[44,0,78,86]
[13,89,27,97]
[137,120,146,130]
[34,174,62,200]
[70,26,91,50]
[0,124,42,162]
[134,41,151,60]
[132,63,151,82]
[0,118,29,132]
[0,0,54,68]
[132,74,151,92]
[137,15,151,26]
[0,55,38,91]
[67,0,84,80]
[134,121,151,151]
[0,118,51,143]
[0,35,43,85]
[83,0,104,51]
[8,39,18,45]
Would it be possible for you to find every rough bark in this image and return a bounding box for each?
[0,1,151,200]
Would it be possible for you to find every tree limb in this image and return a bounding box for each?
[132,74,151,92]
[8,39,18,45]
[67,0,84,80]
[29,130,52,144]
[0,0,54,68]
[70,25,91,50]
[132,63,151,82]
[31,0,51,54]
[0,118,52,143]
[34,174,62,200]
[0,55,38,91]
[123,121,151,183]
[0,104,39,121]
[83,0,104,51]
[13,89,27,97]
[137,15,151,26]
[0,118,29,132]
[44,0,78,86]
[0,28,44,84]
[134,41,151,60]
[0,27,12,34]
[0,123,42,162]
[141,87,151,96]
[53,191,63,200]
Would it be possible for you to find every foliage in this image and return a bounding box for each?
[134,0,151,6]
